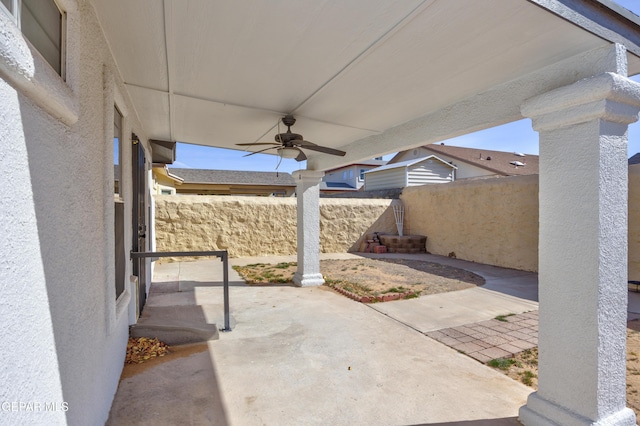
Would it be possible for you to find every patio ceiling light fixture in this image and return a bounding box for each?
[277,147,300,159]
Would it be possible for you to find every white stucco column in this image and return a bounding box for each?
[293,170,325,287]
[519,72,640,425]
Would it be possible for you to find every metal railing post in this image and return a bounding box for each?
[222,252,230,332]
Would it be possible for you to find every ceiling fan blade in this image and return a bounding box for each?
[299,144,346,156]
[236,142,280,146]
[243,146,277,157]
[295,148,307,162]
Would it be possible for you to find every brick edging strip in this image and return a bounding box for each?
[328,285,417,303]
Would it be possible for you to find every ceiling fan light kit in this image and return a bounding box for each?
[236,114,346,162]
[277,147,300,159]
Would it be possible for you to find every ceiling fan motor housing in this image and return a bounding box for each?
[281,114,296,127]
[275,132,303,145]
[275,114,302,145]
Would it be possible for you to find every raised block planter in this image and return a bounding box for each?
[379,234,427,253]
[373,245,387,254]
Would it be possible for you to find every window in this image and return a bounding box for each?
[1,0,65,77]
[114,201,125,299]
[160,189,172,195]
[359,169,366,181]
[113,105,125,300]
[114,106,123,196]
[342,171,347,180]
[349,169,353,179]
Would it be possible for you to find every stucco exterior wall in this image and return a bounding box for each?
[155,196,397,257]
[0,76,69,424]
[401,175,540,271]
[0,1,148,424]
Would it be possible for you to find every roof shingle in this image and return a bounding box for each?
[419,144,539,176]
[168,168,296,186]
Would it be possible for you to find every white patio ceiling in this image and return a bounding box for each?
[91,0,640,171]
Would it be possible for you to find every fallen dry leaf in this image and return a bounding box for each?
[126,337,170,364]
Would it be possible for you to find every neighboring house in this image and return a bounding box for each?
[154,167,296,196]
[364,156,456,190]
[390,144,539,179]
[365,145,539,191]
[630,152,640,165]
[152,166,184,195]
[321,158,387,193]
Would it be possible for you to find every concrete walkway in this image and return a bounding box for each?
[107,252,640,425]
[109,253,545,425]
[362,253,538,333]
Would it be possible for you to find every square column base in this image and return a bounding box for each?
[293,272,324,287]
[520,392,636,426]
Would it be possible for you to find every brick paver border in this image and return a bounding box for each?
[426,311,538,363]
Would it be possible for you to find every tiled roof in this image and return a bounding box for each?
[416,144,539,176]
[168,168,296,186]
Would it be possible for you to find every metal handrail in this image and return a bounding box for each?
[130,250,231,332]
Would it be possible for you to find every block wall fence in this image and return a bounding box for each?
[154,196,398,258]
[402,174,539,271]
[155,165,640,279]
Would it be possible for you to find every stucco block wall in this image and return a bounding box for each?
[319,198,398,252]
[401,175,540,271]
[155,196,396,257]
[158,171,640,278]
[1,1,146,424]
[402,170,640,276]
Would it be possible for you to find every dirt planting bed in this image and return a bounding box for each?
[233,257,484,302]
[487,322,640,417]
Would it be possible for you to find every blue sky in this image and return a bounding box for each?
[170,0,640,173]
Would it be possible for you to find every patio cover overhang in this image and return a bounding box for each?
[92,0,640,169]
[92,0,640,424]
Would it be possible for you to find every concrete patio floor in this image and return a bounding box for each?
[106,253,640,425]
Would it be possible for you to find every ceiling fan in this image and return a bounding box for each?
[236,115,346,162]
